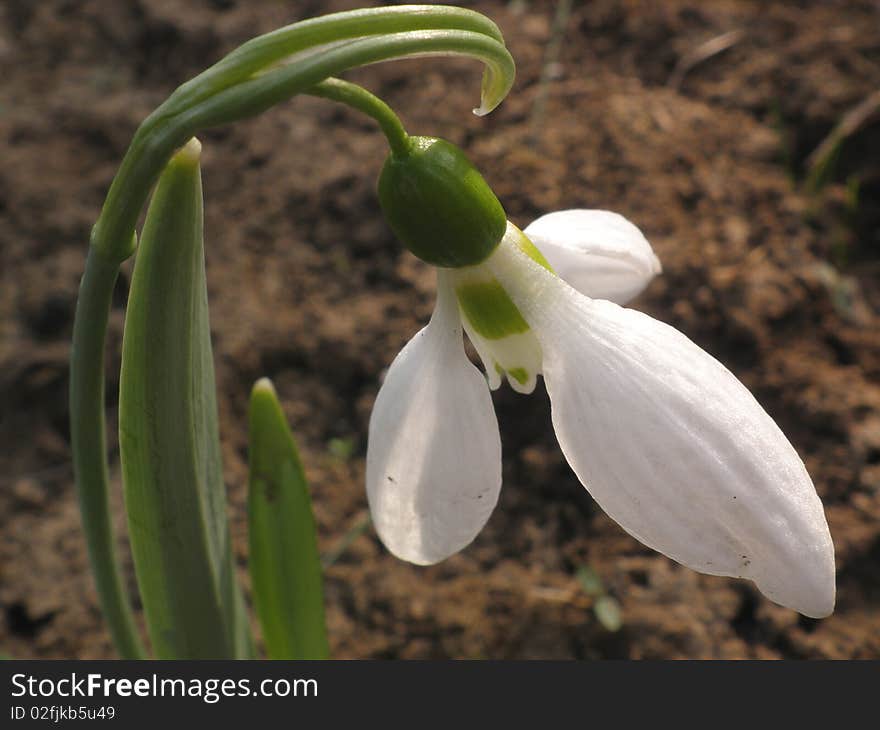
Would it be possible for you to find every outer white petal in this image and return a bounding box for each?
[489,238,835,617]
[524,209,662,305]
[366,271,503,565]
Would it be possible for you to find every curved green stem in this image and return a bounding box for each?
[163,5,505,114]
[92,29,513,264]
[184,30,513,130]
[308,79,411,157]
[70,248,146,658]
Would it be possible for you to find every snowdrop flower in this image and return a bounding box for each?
[368,136,835,618]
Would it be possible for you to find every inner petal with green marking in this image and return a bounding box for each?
[450,228,549,394]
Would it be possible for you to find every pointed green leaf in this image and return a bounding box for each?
[248,378,329,660]
[119,139,252,658]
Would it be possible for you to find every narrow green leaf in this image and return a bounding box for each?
[119,138,251,658]
[248,378,329,660]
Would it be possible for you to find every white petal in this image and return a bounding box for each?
[366,271,503,565]
[489,240,835,617]
[524,209,662,305]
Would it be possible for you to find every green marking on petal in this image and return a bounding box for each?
[456,280,530,340]
[494,362,506,377]
[507,367,529,385]
[513,226,554,272]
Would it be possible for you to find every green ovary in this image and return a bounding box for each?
[456,280,530,340]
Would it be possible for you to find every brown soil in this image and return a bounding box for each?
[1,0,879,659]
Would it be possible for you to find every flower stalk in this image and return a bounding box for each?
[70,5,515,658]
[308,78,411,159]
[69,249,146,659]
[91,9,514,265]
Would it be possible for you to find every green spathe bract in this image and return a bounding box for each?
[378,136,506,267]
[118,139,251,659]
[248,379,329,660]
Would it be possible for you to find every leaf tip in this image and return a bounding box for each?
[173,137,203,168]
[252,377,277,397]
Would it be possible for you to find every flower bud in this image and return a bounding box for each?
[377,136,506,267]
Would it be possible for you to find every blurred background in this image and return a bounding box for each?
[1,0,878,659]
